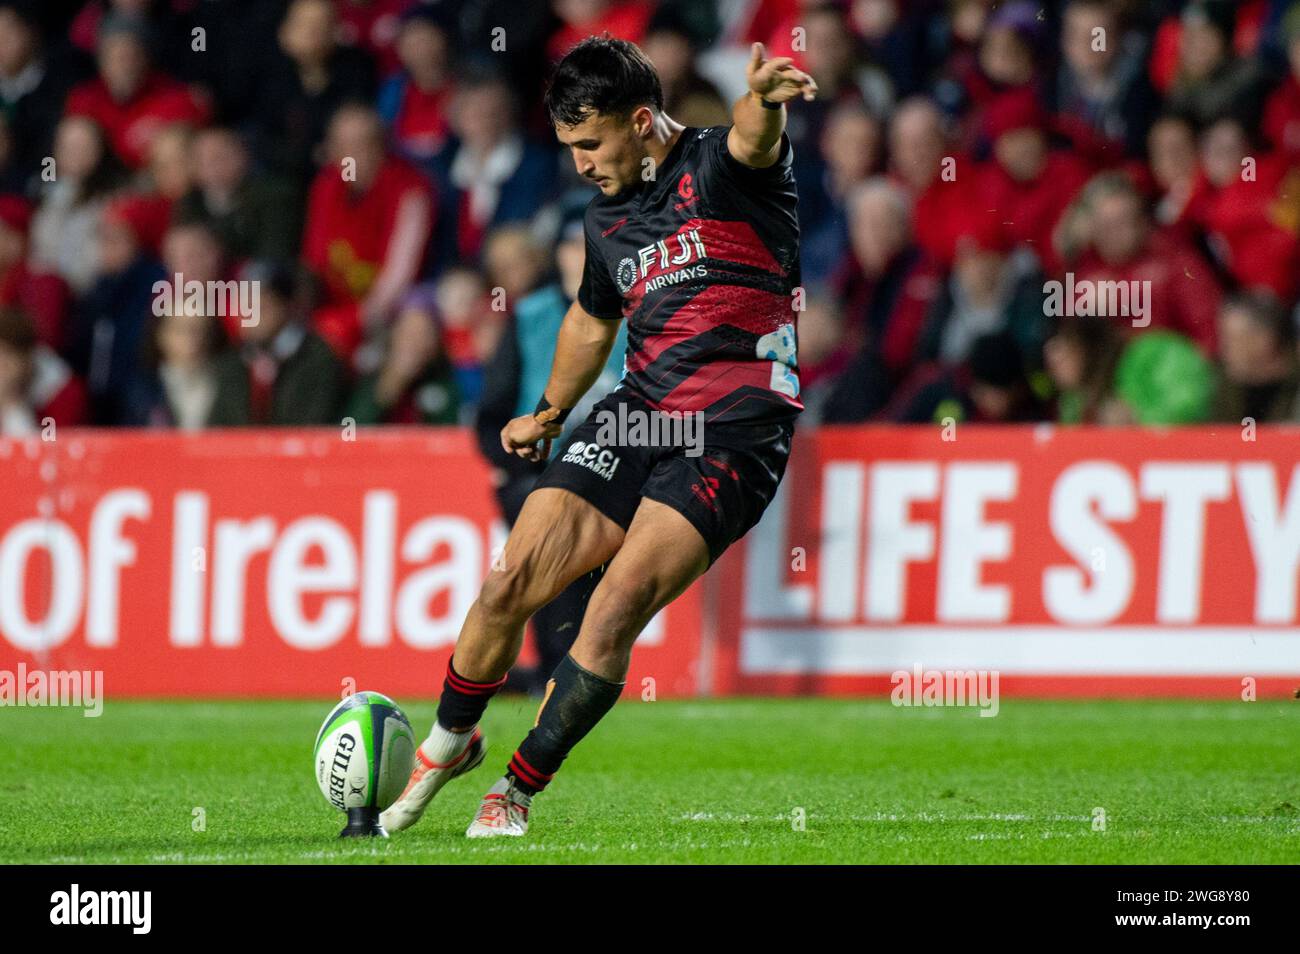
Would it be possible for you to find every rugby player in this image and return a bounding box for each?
[382,35,815,838]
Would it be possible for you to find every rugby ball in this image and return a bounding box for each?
[313,691,416,814]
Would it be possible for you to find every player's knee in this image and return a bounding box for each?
[587,574,660,642]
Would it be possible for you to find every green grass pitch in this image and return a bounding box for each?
[2,696,1297,864]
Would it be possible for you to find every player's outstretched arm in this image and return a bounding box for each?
[500,299,620,462]
[728,41,817,169]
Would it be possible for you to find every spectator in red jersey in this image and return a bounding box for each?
[444,73,556,263]
[377,7,457,170]
[302,104,434,368]
[1147,114,1202,232]
[888,96,964,268]
[546,0,658,63]
[1263,4,1300,157]
[1191,117,1300,299]
[1210,290,1300,424]
[335,0,410,76]
[1164,0,1267,128]
[975,87,1092,273]
[951,1,1046,152]
[252,0,375,184]
[0,195,69,352]
[822,178,944,421]
[1058,172,1220,355]
[1052,0,1159,161]
[64,13,210,170]
[0,306,87,435]
[29,117,126,297]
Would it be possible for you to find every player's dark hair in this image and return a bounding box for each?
[544,35,663,127]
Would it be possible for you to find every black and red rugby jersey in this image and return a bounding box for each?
[577,125,802,426]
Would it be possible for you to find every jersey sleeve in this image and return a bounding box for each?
[576,214,624,321]
[696,124,795,196]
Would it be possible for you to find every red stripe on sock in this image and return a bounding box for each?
[508,752,553,789]
[446,662,506,694]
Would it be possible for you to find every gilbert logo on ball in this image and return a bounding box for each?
[313,691,415,837]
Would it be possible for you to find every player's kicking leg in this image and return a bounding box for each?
[381,488,623,833]
[466,497,710,837]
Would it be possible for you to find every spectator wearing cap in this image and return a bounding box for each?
[975,87,1093,273]
[1165,0,1267,128]
[172,126,302,264]
[1057,172,1220,355]
[1108,328,1215,425]
[0,306,88,435]
[887,96,965,268]
[301,104,435,366]
[0,194,69,351]
[377,7,457,172]
[29,116,126,296]
[1264,3,1300,157]
[0,3,79,187]
[63,13,210,170]
[1211,290,1300,424]
[444,73,556,263]
[65,195,166,424]
[252,0,375,184]
[220,261,347,426]
[1189,117,1300,300]
[1052,0,1159,161]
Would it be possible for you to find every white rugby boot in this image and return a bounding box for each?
[380,728,486,833]
[465,776,532,838]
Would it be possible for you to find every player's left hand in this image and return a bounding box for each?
[746,42,818,104]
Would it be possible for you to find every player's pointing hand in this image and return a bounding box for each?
[746,42,818,103]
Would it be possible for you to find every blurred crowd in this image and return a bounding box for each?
[2,0,1300,438]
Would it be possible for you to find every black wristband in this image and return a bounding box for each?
[758,96,783,110]
[534,395,571,426]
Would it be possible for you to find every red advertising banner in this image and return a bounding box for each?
[2,425,1298,699]
[713,425,1300,697]
[0,429,701,699]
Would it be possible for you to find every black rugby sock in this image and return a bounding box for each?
[506,654,624,795]
[436,659,506,732]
